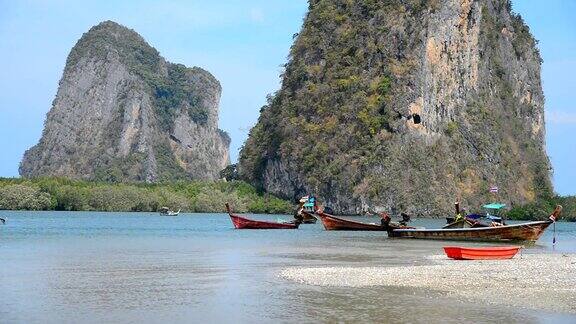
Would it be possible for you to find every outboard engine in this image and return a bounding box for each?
[379,213,391,227]
[400,213,411,226]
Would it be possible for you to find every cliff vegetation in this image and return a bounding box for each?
[239,0,552,216]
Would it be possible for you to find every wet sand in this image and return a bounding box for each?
[280,253,576,314]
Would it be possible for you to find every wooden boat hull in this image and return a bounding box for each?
[226,203,299,229]
[317,211,387,231]
[443,218,487,229]
[300,210,318,224]
[229,214,299,229]
[389,220,552,242]
[443,246,521,260]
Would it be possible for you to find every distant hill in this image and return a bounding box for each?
[239,0,552,216]
[20,21,230,182]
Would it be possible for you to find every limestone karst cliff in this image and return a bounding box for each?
[239,0,552,215]
[20,21,230,182]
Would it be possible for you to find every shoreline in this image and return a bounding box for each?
[280,253,576,315]
[1,209,575,221]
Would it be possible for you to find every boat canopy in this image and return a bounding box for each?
[302,196,315,208]
[466,213,502,221]
[482,203,506,210]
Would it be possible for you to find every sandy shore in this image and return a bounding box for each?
[280,253,576,314]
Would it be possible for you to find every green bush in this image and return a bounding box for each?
[0,184,54,210]
[506,196,575,222]
[444,122,458,137]
[0,177,292,214]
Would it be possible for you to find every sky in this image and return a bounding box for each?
[0,0,574,195]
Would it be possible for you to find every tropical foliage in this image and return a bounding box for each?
[0,184,54,210]
[506,196,576,222]
[0,178,292,214]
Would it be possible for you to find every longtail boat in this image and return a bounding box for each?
[159,207,180,216]
[317,210,394,231]
[300,210,318,224]
[226,203,300,229]
[385,205,562,242]
[295,196,318,224]
[443,246,521,260]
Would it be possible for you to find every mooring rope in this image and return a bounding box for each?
[552,221,557,250]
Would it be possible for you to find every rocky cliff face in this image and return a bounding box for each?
[21,21,230,182]
[239,0,552,215]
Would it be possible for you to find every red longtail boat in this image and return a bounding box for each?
[316,210,401,231]
[226,203,300,229]
[443,246,522,260]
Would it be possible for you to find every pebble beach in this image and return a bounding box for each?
[280,253,576,314]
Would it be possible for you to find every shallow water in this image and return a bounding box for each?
[0,211,575,323]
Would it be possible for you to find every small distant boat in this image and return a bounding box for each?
[226,203,300,229]
[317,210,389,231]
[385,205,562,242]
[443,246,521,260]
[159,207,180,216]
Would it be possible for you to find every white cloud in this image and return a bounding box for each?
[546,110,576,125]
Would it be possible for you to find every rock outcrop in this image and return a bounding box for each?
[21,21,230,182]
[239,0,552,215]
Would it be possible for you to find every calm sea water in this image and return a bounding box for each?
[1,211,575,324]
